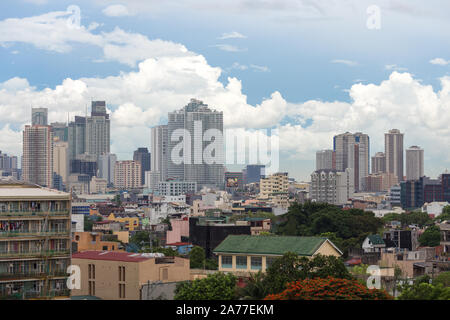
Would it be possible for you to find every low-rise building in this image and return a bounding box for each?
[72,232,123,252]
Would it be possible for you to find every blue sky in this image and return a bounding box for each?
[1,0,450,181]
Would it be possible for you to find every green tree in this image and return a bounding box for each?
[436,206,450,221]
[419,225,441,247]
[174,272,237,300]
[113,194,122,206]
[401,211,432,227]
[433,271,450,288]
[236,271,269,300]
[398,282,450,300]
[130,231,151,247]
[205,258,218,270]
[189,246,206,269]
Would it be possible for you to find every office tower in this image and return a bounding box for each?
[22,125,53,188]
[133,147,151,185]
[150,125,168,182]
[167,99,224,190]
[310,168,354,205]
[145,171,161,192]
[371,152,386,174]
[363,172,398,192]
[245,164,266,184]
[70,153,98,178]
[50,122,68,142]
[31,107,48,126]
[0,151,18,171]
[333,132,369,191]
[53,138,69,184]
[0,181,71,299]
[316,150,336,170]
[97,153,117,186]
[406,146,424,181]
[385,129,404,182]
[68,116,87,160]
[114,160,142,189]
[86,101,110,157]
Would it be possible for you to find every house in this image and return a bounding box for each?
[92,220,122,232]
[362,234,386,253]
[213,235,343,275]
[72,231,123,252]
[71,251,190,300]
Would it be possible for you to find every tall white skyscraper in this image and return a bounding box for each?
[333,132,369,191]
[22,125,53,188]
[371,152,386,174]
[167,99,224,190]
[86,101,110,157]
[97,153,117,186]
[53,138,69,184]
[385,129,404,182]
[151,125,168,182]
[406,146,424,181]
[316,150,335,170]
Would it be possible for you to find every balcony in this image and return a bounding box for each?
[0,250,70,258]
[0,270,68,280]
[0,231,69,238]
[0,210,70,218]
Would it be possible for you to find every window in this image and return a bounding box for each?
[88,280,95,296]
[88,264,95,279]
[221,255,232,269]
[119,266,125,281]
[251,257,262,270]
[119,283,125,299]
[236,256,247,269]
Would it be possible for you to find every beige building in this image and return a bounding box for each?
[71,251,190,299]
[214,235,342,276]
[114,161,142,189]
[259,172,289,208]
[0,180,71,299]
[90,176,107,194]
[53,138,68,184]
[363,172,398,192]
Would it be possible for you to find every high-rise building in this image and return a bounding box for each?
[22,125,53,188]
[0,151,18,173]
[371,152,386,174]
[114,160,142,189]
[97,153,117,186]
[50,122,68,142]
[316,150,335,170]
[167,99,224,190]
[363,172,398,192]
[0,180,71,299]
[53,138,69,184]
[333,132,369,191]
[310,168,354,206]
[86,101,110,157]
[245,164,265,184]
[406,146,424,181]
[385,129,404,183]
[68,116,87,160]
[151,125,168,182]
[400,174,450,209]
[133,147,151,185]
[31,108,48,126]
[70,153,97,179]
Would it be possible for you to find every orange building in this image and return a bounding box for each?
[73,232,123,252]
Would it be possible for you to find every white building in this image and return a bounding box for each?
[422,202,449,217]
[310,168,354,205]
[158,180,197,196]
[406,146,424,181]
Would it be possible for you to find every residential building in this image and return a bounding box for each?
[22,125,53,188]
[214,235,342,275]
[114,161,142,190]
[371,152,386,174]
[53,138,69,184]
[422,202,449,217]
[385,129,404,182]
[72,232,122,252]
[167,99,224,190]
[71,251,190,300]
[315,149,335,170]
[97,153,117,186]
[333,132,369,191]
[70,153,97,179]
[363,172,398,192]
[150,125,168,182]
[406,146,424,181]
[245,164,265,184]
[310,168,354,206]
[362,235,386,253]
[0,180,71,299]
[157,180,197,196]
[144,171,160,192]
[133,147,151,185]
[89,176,107,194]
[400,174,450,209]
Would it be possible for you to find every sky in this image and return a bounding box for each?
[0,0,450,181]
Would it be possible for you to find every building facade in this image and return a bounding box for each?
[133,147,151,185]
[406,146,424,181]
[310,168,354,206]
[150,125,168,182]
[316,149,335,170]
[371,152,386,174]
[385,129,404,183]
[114,161,142,189]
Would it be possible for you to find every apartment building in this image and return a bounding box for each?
[0,180,71,299]
[71,251,190,299]
[114,160,142,189]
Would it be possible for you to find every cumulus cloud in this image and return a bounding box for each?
[430,58,450,66]
[102,4,133,17]
[217,31,247,40]
[331,59,358,67]
[210,44,247,52]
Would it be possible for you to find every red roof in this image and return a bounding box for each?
[166,242,192,246]
[72,251,151,263]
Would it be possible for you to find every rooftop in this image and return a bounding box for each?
[0,181,70,200]
[72,251,161,262]
[214,235,341,256]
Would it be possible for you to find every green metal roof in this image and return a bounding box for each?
[367,234,385,245]
[213,235,331,256]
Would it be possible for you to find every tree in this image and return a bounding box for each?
[419,225,441,247]
[264,277,393,300]
[433,271,450,288]
[113,194,122,206]
[129,231,151,247]
[236,271,269,300]
[174,272,237,300]
[401,211,432,227]
[189,246,206,269]
[205,258,218,270]
[398,282,450,300]
[436,206,450,221]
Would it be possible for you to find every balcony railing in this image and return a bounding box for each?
[0,210,70,217]
[0,289,70,300]
[0,250,70,258]
[0,270,68,279]
[0,231,69,238]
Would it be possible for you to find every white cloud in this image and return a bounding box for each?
[430,58,450,66]
[217,31,247,40]
[102,4,133,17]
[211,44,247,52]
[385,64,408,71]
[250,64,270,72]
[331,59,358,67]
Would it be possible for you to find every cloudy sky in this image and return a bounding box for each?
[0,0,450,181]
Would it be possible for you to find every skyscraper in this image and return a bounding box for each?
[68,116,87,160]
[371,152,386,174]
[406,146,424,181]
[97,153,117,186]
[167,99,224,190]
[86,101,110,157]
[53,138,69,184]
[315,150,335,170]
[31,107,48,126]
[22,125,53,188]
[333,132,369,191]
[151,125,168,182]
[385,129,404,182]
[114,160,142,189]
[245,164,266,184]
[51,122,68,142]
[133,147,151,184]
